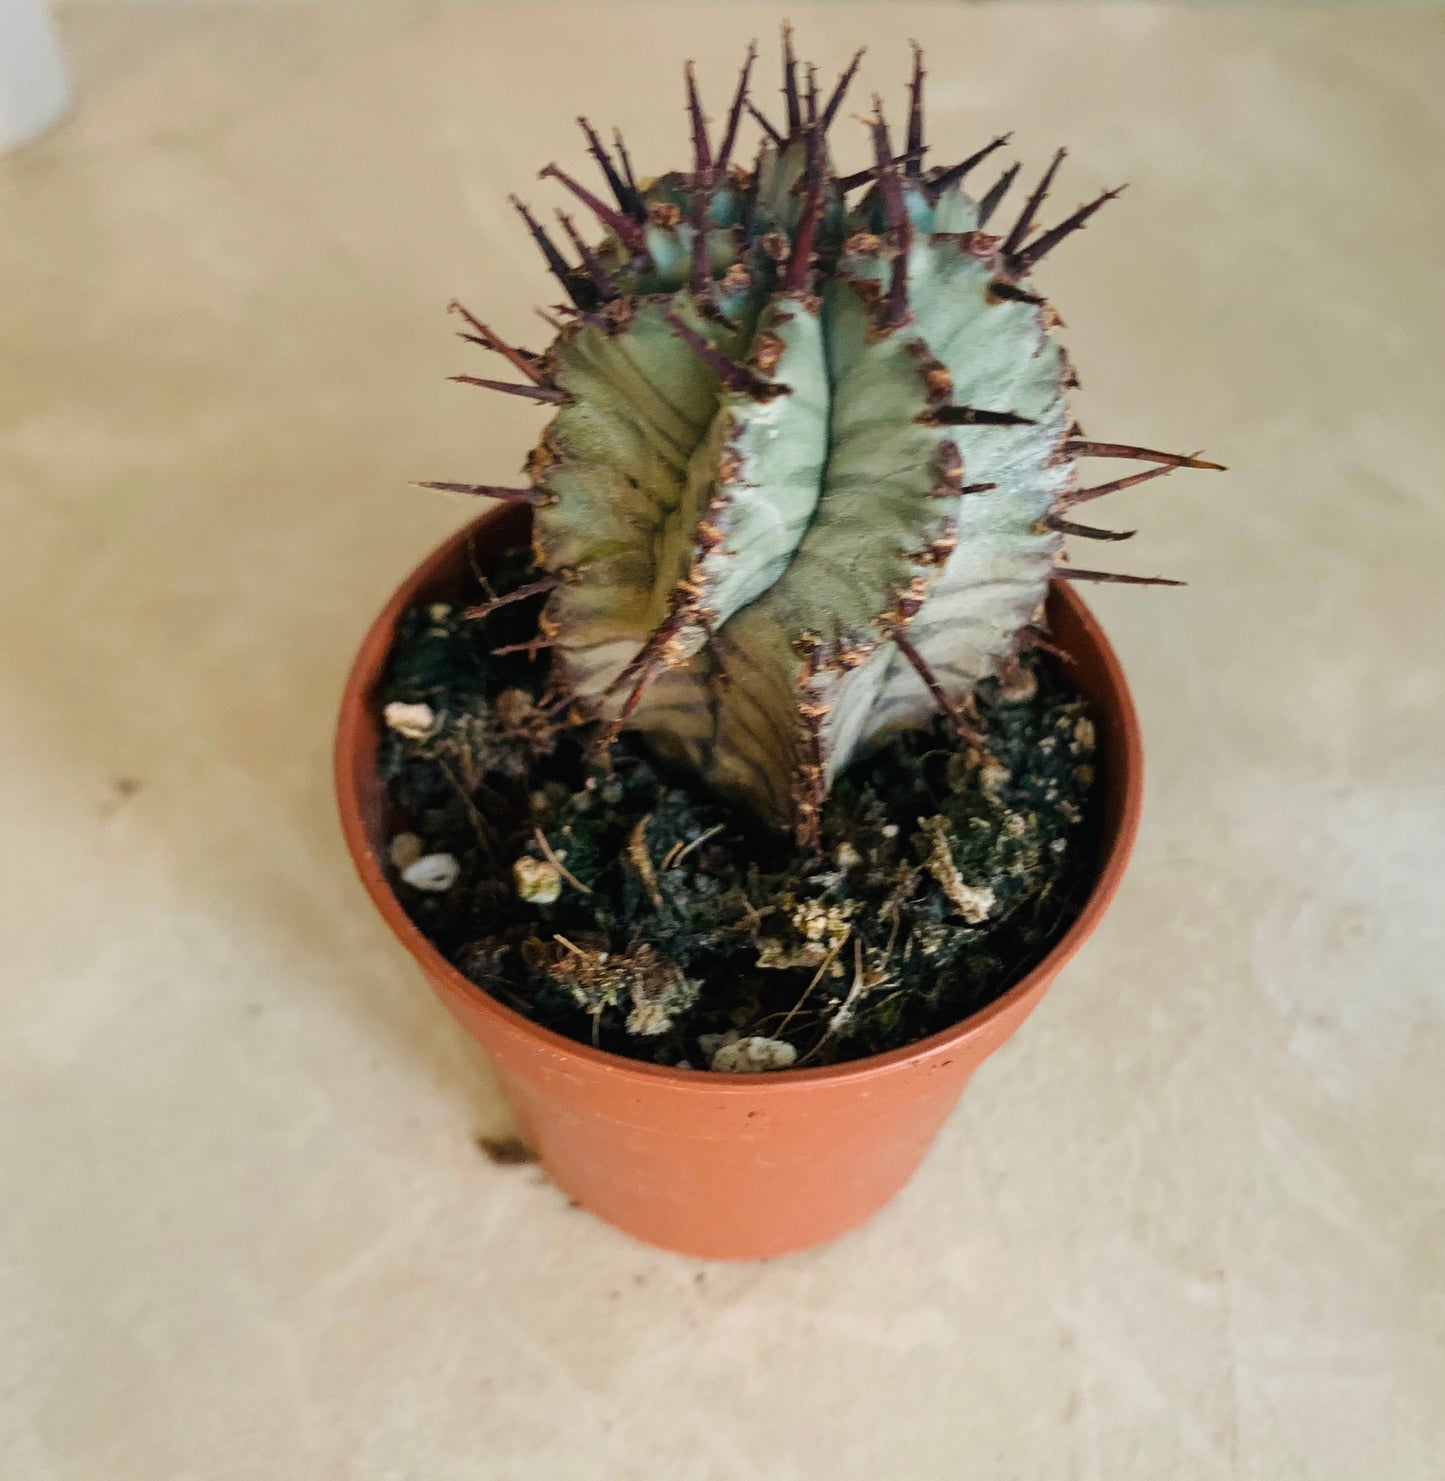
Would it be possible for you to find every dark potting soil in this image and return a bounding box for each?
[375,544,1100,1071]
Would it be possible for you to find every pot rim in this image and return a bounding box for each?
[335,511,1143,1092]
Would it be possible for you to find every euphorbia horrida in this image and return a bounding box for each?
[425,30,1220,846]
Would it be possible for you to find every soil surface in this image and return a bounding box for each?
[376,545,1100,1070]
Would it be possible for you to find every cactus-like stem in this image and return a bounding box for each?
[434,33,1221,841]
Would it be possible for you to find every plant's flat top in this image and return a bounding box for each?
[3,4,1443,1478]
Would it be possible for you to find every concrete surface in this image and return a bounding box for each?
[1,4,1441,1477]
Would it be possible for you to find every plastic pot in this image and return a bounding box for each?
[335,505,1142,1260]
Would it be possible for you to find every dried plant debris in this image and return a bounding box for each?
[378,552,1098,1070]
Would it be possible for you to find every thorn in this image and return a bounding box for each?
[784,131,825,293]
[870,92,895,161]
[834,149,925,192]
[549,303,609,332]
[446,301,547,386]
[927,132,1012,200]
[781,22,801,136]
[689,186,711,300]
[491,636,558,657]
[930,406,1035,427]
[871,103,911,329]
[739,141,765,243]
[976,163,1020,227]
[413,481,541,503]
[509,195,594,309]
[1013,185,1127,272]
[1066,441,1225,471]
[1052,566,1185,588]
[554,209,620,300]
[464,576,565,619]
[577,117,643,218]
[745,99,784,146]
[661,308,788,399]
[905,41,925,179]
[819,48,866,132]
[805,63,819,125]
[987,280,1044,306]
[1064,463,1178,507]
[1045,514,1137,541]
[1003,147,1066,257]
[539,163,646,250]
[684,60,713,180]
[594,607,693,746]
[1019,623,1073,664]
[927,480,998,499]
[448,375,567,404]
[612,127,639,195]
[888,624,983,744]
[715,40,758,180]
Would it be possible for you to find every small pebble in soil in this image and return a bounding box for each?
[707,1035,800,1073]
[513,855,562,904]
[384,700,439,740]
[400,852,460,892]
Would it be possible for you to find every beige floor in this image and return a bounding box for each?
[2,3,1442,1477]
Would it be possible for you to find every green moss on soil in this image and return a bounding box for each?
[376,546,1100,1070]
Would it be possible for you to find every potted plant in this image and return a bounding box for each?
[335,31,1220,1259]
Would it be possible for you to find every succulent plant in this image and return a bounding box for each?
[426,30,1220,845]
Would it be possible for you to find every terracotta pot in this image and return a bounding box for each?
[335,506,1142,1260]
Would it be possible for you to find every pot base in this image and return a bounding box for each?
[336,508,1142,1259]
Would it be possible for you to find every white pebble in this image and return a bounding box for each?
[401,853,460,892]
[710,1036,798,1074]
[513,855,562,905]
[383,701,438,740]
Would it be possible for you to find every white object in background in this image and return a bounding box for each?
[0,0,71,152]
